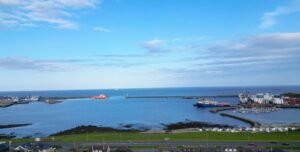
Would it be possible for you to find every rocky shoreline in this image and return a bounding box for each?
[0,96,89,108]
[162,121,234,131]
[50,125,146,136]
[50,121,234,136]
[1,120,300,139]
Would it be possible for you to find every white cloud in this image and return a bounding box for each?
[0,57,75,71]
[169,37,205,42]
[59,0,98,8]
[93,26,112,32]
[0,0,23,5]
[140,38,196,54]
[142,39,164,48]
[0,55,149,71]
[162,32,300,78]
[0,0,100,29]
[260,0,300,29]
[140,39,166,53]
[187,32,300,72]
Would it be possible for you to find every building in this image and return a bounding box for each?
[13,142,56,152]
[90,145,110,152]
[0,142,9,152]
[249,93,283,105]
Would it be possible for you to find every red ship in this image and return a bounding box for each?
[92,94,108,100]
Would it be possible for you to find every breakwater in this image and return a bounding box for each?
[209,107,237,113]
[0,123,32,129]
[40,96,90,101]
[126,95,237,99]
[220,113,261,128]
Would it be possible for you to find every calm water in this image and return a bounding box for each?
[0,86,300,137]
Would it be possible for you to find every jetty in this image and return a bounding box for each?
[220,113,261,128]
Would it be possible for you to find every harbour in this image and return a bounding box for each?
[2,1,300,150]
[0,86,300,138]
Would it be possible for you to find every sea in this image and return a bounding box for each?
[0,86,300,137]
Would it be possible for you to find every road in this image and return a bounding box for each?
[16,141,300,147]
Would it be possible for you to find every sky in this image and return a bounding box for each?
[0,0,300,91]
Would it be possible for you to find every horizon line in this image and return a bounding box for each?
[1,85,300,93]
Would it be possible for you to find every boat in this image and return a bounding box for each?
[194,99,230,108]
[22,96,40,102]
[92,94,108,100]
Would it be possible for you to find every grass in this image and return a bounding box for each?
[128,146,160,149]
[267,146,300,150]
[6,131,300,143]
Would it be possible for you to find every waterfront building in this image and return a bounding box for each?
[244,93,284,105]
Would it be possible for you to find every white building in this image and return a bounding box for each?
[250,93,283,105]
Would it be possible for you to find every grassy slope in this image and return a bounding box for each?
[9,131,300,143]
[5,131,300,142]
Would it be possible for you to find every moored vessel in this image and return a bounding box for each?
[92,94,108,100]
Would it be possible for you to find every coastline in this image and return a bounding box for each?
[50,125,144,136]
[162,121,234,131]
[0,96,90,108]
[0,120,299,140]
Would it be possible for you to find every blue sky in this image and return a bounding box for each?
[0,0,300,91]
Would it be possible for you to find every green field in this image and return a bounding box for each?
[267,146,300,151]
[7,131,300,143]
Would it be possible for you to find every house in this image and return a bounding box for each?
[0,142,9,152]
[90,145,110,152]
[181,146,200,152]
[13,142,56,152]
[221,147,237,152]
[14,145,27,152]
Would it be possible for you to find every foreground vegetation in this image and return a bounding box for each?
[6,131,300,143]
[266,146,300,151]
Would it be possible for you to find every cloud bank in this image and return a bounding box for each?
[2,32,300,75]
[166,32,300,76]
[0,0,100,29]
